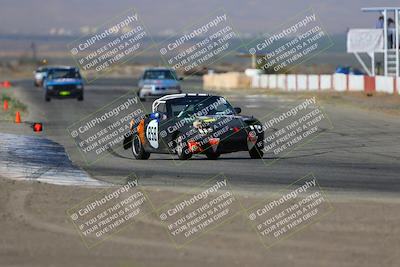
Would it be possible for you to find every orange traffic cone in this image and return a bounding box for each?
[15,111,21,123]
[3,100,8,111]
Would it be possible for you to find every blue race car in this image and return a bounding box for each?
[43,66,84,101]
[335,66,364,75]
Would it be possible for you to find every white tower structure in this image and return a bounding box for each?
[347,7,399,77]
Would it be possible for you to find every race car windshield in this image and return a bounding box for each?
[173,97,235,118]
[48,69,81,79]
[36,67,48,73]
[143,70,176,80]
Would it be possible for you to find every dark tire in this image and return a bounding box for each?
[131,134,150,160]
[138,91,146,102]
[176,134,192,160]
[249,146,263,159]
[248,129,264,159]
[77,93,84,101]
[205,152,220,160]
[123,133,133,149]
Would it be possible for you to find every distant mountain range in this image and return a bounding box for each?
[0,33,348,53]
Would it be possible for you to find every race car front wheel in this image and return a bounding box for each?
[248,130,264,159]
[132,134,150,160]
[249,146,263,159]
[206,152,220,160]
[176,134,192,160]
[77,92,84,101]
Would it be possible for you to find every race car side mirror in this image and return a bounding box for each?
[158,112,168,120]
[234,107,241,114]
[150,112,167,120]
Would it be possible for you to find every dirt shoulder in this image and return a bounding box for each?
[288,91,400,116]
[0,177,399,267]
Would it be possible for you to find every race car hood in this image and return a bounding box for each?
[192,115,246,129]
[194,114,256,122]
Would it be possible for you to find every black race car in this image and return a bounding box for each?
[124,93,264,160]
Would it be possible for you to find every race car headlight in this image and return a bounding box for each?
[193,120,202,129]
[76,84,83,89]
[142,85,154,90]
[166,85,180,91]
[47,86,53,90]
[198,128,213,134]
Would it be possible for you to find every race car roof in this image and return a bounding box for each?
[144,67,176,71]
[152,93,210,112]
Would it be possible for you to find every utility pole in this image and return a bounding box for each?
[30,42,37,63]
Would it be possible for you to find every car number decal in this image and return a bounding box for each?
[146,119,159,148]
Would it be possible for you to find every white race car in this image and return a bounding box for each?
[33,67,48,87]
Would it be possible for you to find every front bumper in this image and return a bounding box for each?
[139,87,181,98]
[185,126,264,155]
[188,131,249,154]
[46,86,83,98]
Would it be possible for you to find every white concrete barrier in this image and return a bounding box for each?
[260,74,269,88]
[308,75,319,91]
[251,75,261,88]
[348,75,364,91]
[297,75,308,91]
[320,75,332,90]
[277,74,286,90]
[376,76,394,94]
[246,73,398,95]
[333,74,347,92]
[287,75,297,91]
[245,68,263,77]
[269,74,277,88]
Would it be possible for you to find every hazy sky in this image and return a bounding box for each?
[0,0,399,35]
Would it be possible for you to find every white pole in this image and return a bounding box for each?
[384,10,388,76]
[372,53,375,76]
[396,9,399,77]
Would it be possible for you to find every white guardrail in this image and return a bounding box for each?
[250,74,400,94]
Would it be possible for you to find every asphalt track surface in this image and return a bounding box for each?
[12,78,400,193]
